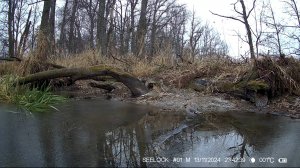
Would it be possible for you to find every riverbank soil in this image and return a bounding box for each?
[48,55,300,119]
[1,52,299,118]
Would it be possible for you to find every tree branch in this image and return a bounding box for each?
[247,0,257,19]
[210,11,245,24]
[233,1,243,15]
[28,0,44,6]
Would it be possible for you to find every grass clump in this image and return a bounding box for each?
[253,57,300,97]
[17,87,66,113]
[0,75,20,102]
[246,80,269,92]
[227,57,300,99]
[0,75,66,113]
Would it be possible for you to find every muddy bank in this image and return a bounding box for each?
[133,88,300,119]
[54,80,300,119]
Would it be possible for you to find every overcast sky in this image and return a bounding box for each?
[177,0,286,57]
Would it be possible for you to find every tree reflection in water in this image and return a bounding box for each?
[97,111,283,167]
[0,103,290,167]
[97,112,185,167]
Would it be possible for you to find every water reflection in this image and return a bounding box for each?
[0,100,299,167]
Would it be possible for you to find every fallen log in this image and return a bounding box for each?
[89,82,116,92]
[16,65,149,97]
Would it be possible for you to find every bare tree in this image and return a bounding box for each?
[0,0,232,60]
[252,1,267,57]
[68,0,78,53]
[16,8,31,58]
[0,0,51,58]
[189,9,204,61]
[265,3,285,58]
[8,0,16,58]
[30,2,40,50]
[129,0,138,54]
[40,0,51,36]
[2,0,32,58]
[49,0,56,54]
[114,0,130,55]
[148,0,176,57]
[106,0,117,57]
[283,0,300,28]
[58,0,68,53]
[36,0,52,60]
[199,23,228,57]
[135,0,148,57]
[283,0,300,56]
[211,0,257,59]
[80,0,99,49]
[97,0,108,55]
[169,5,187,57]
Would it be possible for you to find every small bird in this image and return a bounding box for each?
[184,103,202,119]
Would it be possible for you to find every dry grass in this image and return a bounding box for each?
[130,60,160,77]
[51,50,253,90]
[18,34,48,75]
[0,62,21,76]
[195,56,251,78]
[282,57,300,84]
[71,51,250,78]
[254,57,300,96]
[53,50,101,68]
[1,49,253,91]
[53,49,175,78]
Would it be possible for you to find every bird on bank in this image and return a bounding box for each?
[184,103,202,119]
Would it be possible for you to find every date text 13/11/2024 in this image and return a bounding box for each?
[142,157,288,164]
[142,157,233,163]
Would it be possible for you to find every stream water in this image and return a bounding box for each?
[0,99,299,167]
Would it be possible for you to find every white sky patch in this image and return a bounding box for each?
[177,0,289,58]
[177,0,245,57]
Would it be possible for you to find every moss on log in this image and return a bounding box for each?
[16,65,149,97]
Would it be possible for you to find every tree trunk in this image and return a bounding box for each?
[59,0,68,52]
[88,0,95,49]
[31,4,38,49]
[8,0,15,58]
[291,0,300,27]
[240,0,255,59]
[68,0,78,53]
[269,5,284,58]
[210,0,256,59]
[49,0,56,55]
[34,0,52,62]
[150,9,157,57]
[40,0,51,35]
[130,0,138,54]
[75,21,83,53]
[17,65,149,97]
[135,0,148,57]
[17,8,32,58]
[97,0,107,56]
[106,0,116,57]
